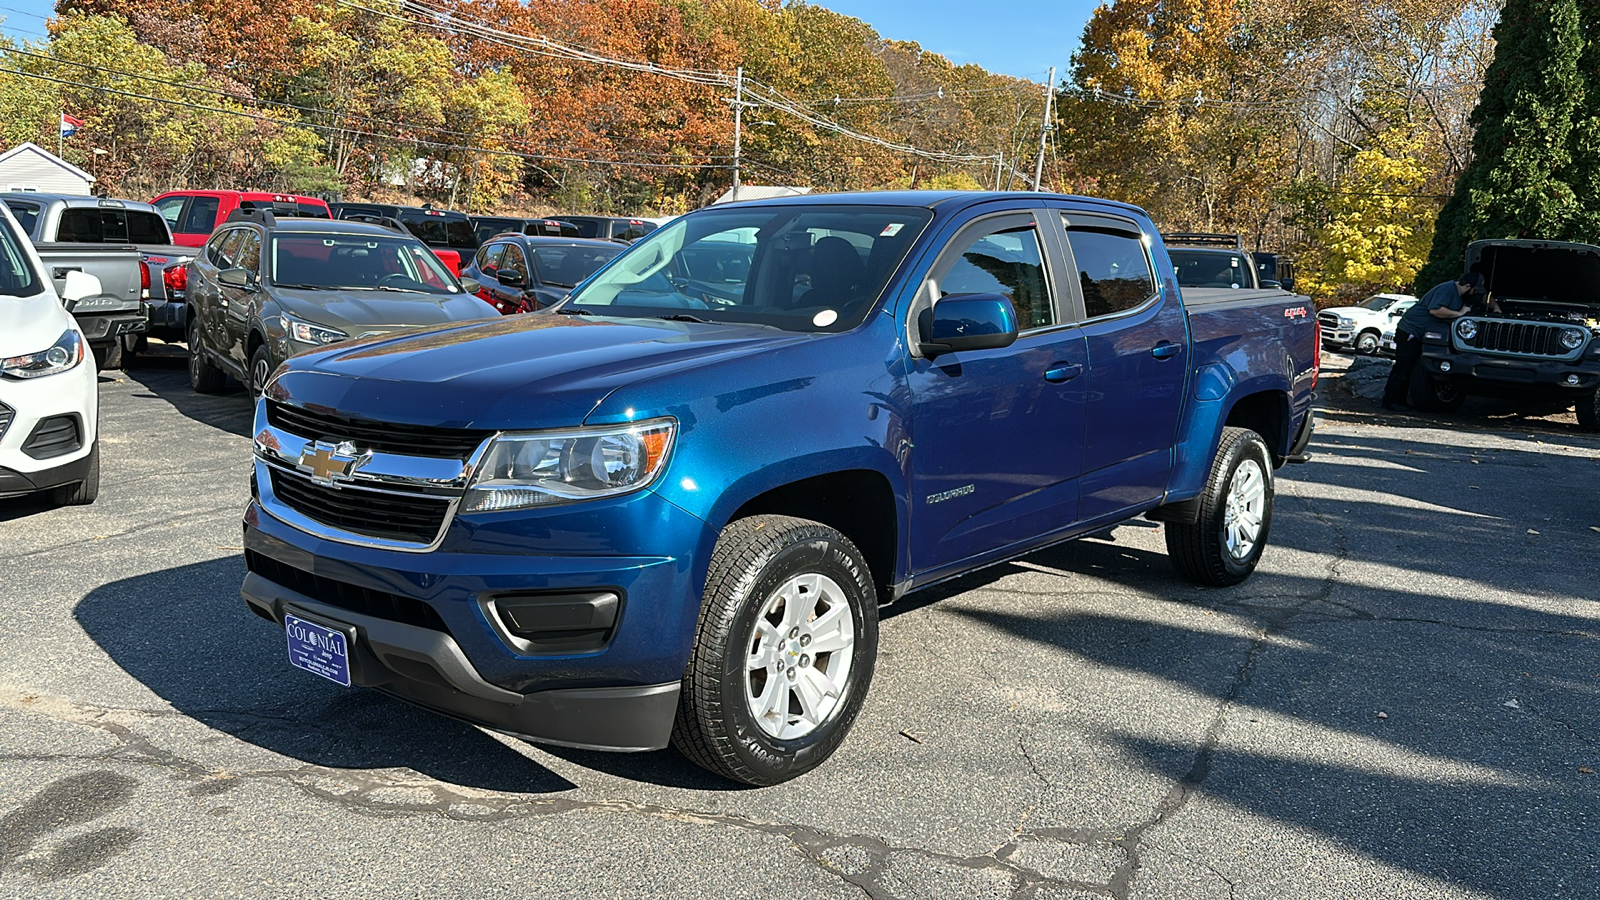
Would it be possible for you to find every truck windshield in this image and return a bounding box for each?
[1169,249,1253,288]
[561,205,933,332]
[0,216,43,298]
[1359,294,1399,310]
[269,235,460,294]
[399,212,479,249]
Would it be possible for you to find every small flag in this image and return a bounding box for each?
[60,114,84,138]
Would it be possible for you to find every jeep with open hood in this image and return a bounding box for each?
[1410,239,1600,428]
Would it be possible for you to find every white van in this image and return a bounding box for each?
[0,204,102,505]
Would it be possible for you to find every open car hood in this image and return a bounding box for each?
[1467,239,1600,309]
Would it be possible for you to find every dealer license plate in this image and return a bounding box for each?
[284,613,351,687]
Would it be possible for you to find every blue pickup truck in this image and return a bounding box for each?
[239,191,1317,784]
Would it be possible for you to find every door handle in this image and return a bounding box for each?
[1044,363,1083,383]
[1150,341,1182,360]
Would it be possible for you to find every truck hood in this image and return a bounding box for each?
[274,288,497,334]
[270,313,812,430]
[0,291,79,355]
[1467,239,1600,308]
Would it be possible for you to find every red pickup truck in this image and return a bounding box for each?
[150,191,331,247]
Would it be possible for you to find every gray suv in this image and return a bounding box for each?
[185,211,496,395]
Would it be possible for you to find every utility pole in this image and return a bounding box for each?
[1032,66,1055,192]
[731,66,743,203]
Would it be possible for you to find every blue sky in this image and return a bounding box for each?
[1,0,1098,82]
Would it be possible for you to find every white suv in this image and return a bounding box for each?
[1318,292,1417,355]
[0,205,102,505]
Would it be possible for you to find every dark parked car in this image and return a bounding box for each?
[559,215,658,242]
[184,211,496,395]
[327,203,478,273]
[462,234,624,314]
[471,216,581,244]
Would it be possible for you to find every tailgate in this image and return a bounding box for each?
[34,243,144,312]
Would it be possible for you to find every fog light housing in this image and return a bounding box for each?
[1438,360,1452,372]
[486,591,621,653]
[1566,374,1581,385]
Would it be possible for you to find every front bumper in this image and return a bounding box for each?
[241,486,715,751]
[0,356,97,483]
[1421,347,1600,391]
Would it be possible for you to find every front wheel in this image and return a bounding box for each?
[1354,331,1380,355]
[1577,389,1600,432]
[50,442,99,506]
[1406,361,1465,412]
[248,344,276,398]
[1166,427,1274,586]
[672,515,879,785]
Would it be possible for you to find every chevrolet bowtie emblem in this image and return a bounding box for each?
[298,441,364,485]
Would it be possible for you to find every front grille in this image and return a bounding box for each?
[266,400,492,459]
[1464,320,1571,356]
[268,468,452,544]
[245,549,450,635]
[1317,312,1340,328]
[0,402,13,443]
[22,414,82,460]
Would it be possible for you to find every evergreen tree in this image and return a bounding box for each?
[1416,0,1585,288]
[1563,1,1600,241]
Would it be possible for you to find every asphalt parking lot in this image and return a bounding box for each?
[2,346,1597,900]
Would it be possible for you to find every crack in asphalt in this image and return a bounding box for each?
[0,690,1123,899]
[0,508,242,563]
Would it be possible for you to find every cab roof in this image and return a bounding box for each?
[708,189,1148,218]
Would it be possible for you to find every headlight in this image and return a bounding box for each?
[1,329,83,379]
[286,316,347,345]
[1336,316,1354,327]
[1456,318,1477,340]
[463,419,675,512]
[1560,327,1585,350]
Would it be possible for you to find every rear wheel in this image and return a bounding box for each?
[1577,389,1600,432]
[1166,427,1274,587]
[1406,361,1465,412]
[50,442,99,506]
[119,333,147,365]
[1354,331,1380,355]
[672,515,878,785]
[187,317,227,394]
[91,340,123,372]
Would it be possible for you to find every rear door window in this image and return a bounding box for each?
[210,228,246,268]
[179,197,221,235]
[1063,224,1157,320]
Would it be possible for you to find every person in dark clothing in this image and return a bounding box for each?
[1382,272,1488,410]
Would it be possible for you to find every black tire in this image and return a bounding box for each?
[92,340,123,371]
[672,515,879,785]
[1166,427,1274,587]
[187,317,226,394]
[50,442,100,506]
[1354,330,1380,355]
[1406,361,1465,412]
[119,333,147,365]
[1577,389,1600,432]
[248,343,276,398]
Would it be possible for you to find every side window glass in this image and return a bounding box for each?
[502,244,528,278]
[476,243,505,272]
[235,231,262,275]
[1064,225,1157,319]
[6,202,41,235]
[210,229,243,268]
[154,197,185,229]
[938,219,1055,330]
[180,197,220,234]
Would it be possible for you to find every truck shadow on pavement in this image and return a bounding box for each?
[73,555,578,794]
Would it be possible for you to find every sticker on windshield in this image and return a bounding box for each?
[879,223,905,237]
[813,309,839,327]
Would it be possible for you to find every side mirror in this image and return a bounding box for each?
[60,269,103,309]
[496,268,528,288]
[459,277,482,295]
[218,268,255,289]
[1261,279,1282,290]
[918,293,1019,358]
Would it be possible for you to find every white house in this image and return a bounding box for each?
[713,185,811,204]
[0,142,96,194]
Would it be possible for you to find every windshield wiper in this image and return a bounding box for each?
[651,313,712,323]
[554,306,593,315]
[273,283,335,290]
